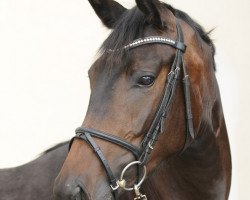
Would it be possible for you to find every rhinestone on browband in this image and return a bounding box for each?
[124,36,175,49]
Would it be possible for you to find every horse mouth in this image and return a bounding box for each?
[73,185,114,200]
[102,192,113,200]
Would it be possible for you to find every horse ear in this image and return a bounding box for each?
[88,0,127,29]
[135,0,165,29]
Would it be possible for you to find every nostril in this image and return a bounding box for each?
[53,181,90,200]
[72,186,90,200]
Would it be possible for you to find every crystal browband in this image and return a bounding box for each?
[108,36,186,52]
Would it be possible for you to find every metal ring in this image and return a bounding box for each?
[119,161,147,191]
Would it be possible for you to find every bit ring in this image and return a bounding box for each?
[119,161,147,191]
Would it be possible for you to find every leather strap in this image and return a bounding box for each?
[139,19,192,164]
[75,127,142,159]
[72,132,119,199]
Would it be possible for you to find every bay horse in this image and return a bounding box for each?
[53,0,231,200]
[0,0,231,200]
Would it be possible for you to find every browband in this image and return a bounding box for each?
[124,36,186,52]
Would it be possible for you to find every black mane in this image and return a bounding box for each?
[166,4,216,57]
[101,7,146,53]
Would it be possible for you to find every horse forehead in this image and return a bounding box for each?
[88,40,175,81]
[133,44,170,58]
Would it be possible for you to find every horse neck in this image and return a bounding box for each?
[139,116,231,200]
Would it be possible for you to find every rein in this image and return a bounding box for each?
[69,18,194,200]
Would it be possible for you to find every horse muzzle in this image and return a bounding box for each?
[53,179,91,200]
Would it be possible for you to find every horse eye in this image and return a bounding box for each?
[137,75,155,86]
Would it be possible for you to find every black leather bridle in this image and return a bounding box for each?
[69,18,195,200]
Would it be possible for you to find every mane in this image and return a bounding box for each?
[99,7,146,70]
[100,3,216,70]
[102,7,146,53]
[165,4,216,70]
[166,5,215,51]
[41,141,69,155]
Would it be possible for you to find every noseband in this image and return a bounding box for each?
[69,18,194,200]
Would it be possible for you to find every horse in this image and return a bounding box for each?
[52,0,232,200]
[0,0,231,200]
[0,142,68,200]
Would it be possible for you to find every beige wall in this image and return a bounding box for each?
[0,0,249,199]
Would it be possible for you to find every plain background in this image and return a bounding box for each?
[0,0,249,199]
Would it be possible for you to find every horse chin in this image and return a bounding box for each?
[102,192,113,200]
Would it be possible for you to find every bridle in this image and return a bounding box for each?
[69,18,194,200]
[69,18,195,200]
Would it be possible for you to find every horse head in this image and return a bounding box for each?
[53,0,231,199]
